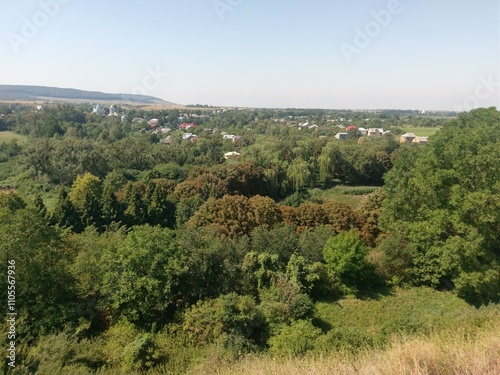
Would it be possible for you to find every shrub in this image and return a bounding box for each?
[182,293,266,347]
[122,333,162,372]
[268,320,322,357]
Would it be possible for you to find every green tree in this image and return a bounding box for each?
[322,231,373,295]
[68,173,103,229]
[69,172,102,211]
[176,196,204,227]
[123,182,147,226]
[50,189,83,232]
[101,225,188,327]
[0,206,79,336]
[318,142,342,185]
[101,182,122,226]
[285,158,311,192]
[32,194,47,219]
[146,181,176,228]
[381,108,500,305]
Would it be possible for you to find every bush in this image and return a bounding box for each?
[122,333,162,372]
[268,320,322,357]
[182,293,266,348]
[259,277,315,327]
[314,328,375,353]
[19,332,104,375]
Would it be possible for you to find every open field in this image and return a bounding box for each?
[0,131,28,143]
[308,186,379,210]
[400,127,441,137]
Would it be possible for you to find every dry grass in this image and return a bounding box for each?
[189,328,500,375]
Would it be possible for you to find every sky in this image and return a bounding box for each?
[1,0,499,110]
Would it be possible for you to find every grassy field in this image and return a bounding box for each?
[308,186,380,210]
[194,330,499,375]
[0,131,28,143]
[400,127,441,137]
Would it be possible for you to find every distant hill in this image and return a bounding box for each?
[0,85,175,105]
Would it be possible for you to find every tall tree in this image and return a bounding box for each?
[0,205,79,336]
[101,225,188,327]
[51,189,83,232]
[146,181,176,228]
[123,182,147,226]
[380,108,500,305]
[69,173,103,229]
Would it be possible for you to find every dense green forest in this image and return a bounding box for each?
[0,104,498,374]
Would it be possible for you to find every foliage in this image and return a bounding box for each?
[268,320,322,357]
[0,204,79,336]
[1,104,499,373]
[69,173,103,229]
[122,333,162,372]
[322,231,374,295]
[182,293,265,349]
[188,194,282,237]
[101,225,188,327]
[381,108,500,305]
[181,227,246,303]
[259,275,315,325]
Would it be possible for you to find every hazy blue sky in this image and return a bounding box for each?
[1,0,499,109]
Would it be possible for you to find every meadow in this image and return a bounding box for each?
[0,130,28,143]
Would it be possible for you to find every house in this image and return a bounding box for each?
[92,104,106,115]
[368,128,384,137]
[148,119,159,127]
[182,132,196,140]
[400,133,417,143]
[154,127,171,134]
[308,124,319,130]
[108,105,118,117]
[335,132,348,140]
[179,123,197,130]
[412,136,429,144]
[358,127,368,136]
[222,134,242,142]
[224,151,241,159]
[132,118,144,123]
[160,136,172,145]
